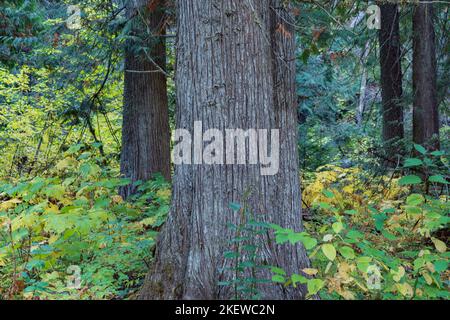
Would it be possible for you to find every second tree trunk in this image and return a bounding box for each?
[120,0,171,198]
[379,3,404,164]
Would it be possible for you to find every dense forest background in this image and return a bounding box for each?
[0,0,448,300]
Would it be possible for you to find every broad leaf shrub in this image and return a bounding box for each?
[221,202,272,300]
[0,144,170,299]
[302,165,406,210]
[272,148,449,300]
[1,142,448,300]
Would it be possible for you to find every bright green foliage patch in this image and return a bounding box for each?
[271,151,449,300]
[0,145,170,299]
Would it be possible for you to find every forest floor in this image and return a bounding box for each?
[0,148,448,300]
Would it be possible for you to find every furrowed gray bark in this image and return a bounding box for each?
[139,0,309,300]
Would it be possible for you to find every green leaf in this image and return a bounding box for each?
[271,267,286,276]
[307,279,324,295]
[229,202,241,211]
[291,274,308,286]
[429,175,449,185]
[332,222,343,234]
[338,246,355,259]
[430,150,445,157]
[405,206,422,215]
[434,260,448,273]
[356,257,372,273]
[78,152,92,160]
[382,230,397,241]
[406,194,425,206]
[272,275,286,283]
[414,144,427,155]
[239,261,255,268]
[79,162,100,178]
[43,185,65,201]
[399,175,422,186]
[318,202,332,209]
[321,244,336,261]
[287,232,318,249]
[431,237,447,253]
[92,142,103,149]
[302,236,318,250]
[287,232,304,245]
[346,230,364,240]
[67,144,83,154]
[224,251,239,259]
[374,213,388,231]
[322,189,334,199]
[274,233,289,244]
[404,158,423,168]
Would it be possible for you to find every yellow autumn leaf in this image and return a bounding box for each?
[325,261,333,274]
[156,189,171,201]
[431,237,447,253]
[0,198,22,211]
[322,243,337,261]
[112,195,123,204]
[419,249,431,257]
[426,262,435,273]
[11,215,35,232]
[48,235,59,244]
[396,283,413,297]
[415,288,424,297]
[140,217,157,227]
[45,204,60,215]
[338,262,355,280]
[55,157,78,171]
[392,266,405,282]
[343,185,353,194]
[302,268,319,276]
[339,289,355,300]
[422,272,433,285]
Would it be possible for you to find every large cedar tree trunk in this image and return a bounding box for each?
[379,3,404,165]
[139,0,309,300]
[120,0,171,198]
[412,1,440,150]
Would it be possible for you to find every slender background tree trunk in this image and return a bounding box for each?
[379,3,404,164]
[412,1,440,150]
[140,0,309,300]
[120,0,171,198]
[357,41,370,127]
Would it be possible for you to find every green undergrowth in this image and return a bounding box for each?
[0,144,170,299]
